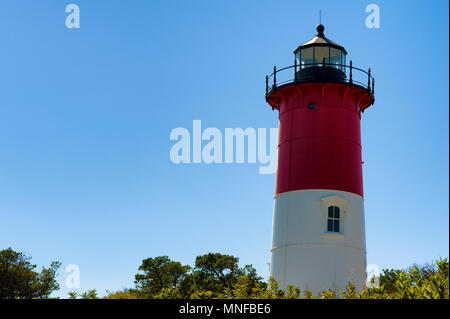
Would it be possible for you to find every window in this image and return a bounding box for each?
[321,195,347,237]
[329,48,342,70]
[295,51,301,72]
[341,52,347,74]
[314,46,329,66]
[327,206,341,233]
[300,47,314,69]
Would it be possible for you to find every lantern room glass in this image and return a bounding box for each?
[299,47,313,69]
[314,46,329,66]
[341,52,347,74]
[297,45,346,72]
[329,48,341,69]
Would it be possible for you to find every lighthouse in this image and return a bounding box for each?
[265,24,375,294]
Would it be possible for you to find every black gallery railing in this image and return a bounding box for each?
[265,60,375,98]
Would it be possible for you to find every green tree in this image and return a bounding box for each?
[135,256,190,298]
[192,253,263,296]
[0,248,61,299]
[194,253,240,292]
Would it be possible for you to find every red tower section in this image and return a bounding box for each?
[266,25,374,198]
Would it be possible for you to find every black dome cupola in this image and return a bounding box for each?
[316,24,325,37]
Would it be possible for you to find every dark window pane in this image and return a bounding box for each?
[301,47,313,69]
[330,48,341,70]
[342,53,347,73]
[328,206,333,218]
[295,52,301,72]
[314,46,329,66]
[327,219,333,232]
[334,207,340,219]
[334,220,340,233]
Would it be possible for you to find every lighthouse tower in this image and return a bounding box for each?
[265,25,375,294]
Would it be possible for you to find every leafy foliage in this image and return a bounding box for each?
[104,289,139,299]
[80,289,99,299]
[0,248,61,299]
[2,247,448,299]
[128,255,449,299]
[133,253,264,299]
[134,256,190,298]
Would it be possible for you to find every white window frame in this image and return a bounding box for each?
[320,195,349,238]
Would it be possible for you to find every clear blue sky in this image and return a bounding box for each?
[0,0,448,298]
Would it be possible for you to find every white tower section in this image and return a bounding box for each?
[269,189,367,294]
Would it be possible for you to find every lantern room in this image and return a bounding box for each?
[294,24,347,82]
